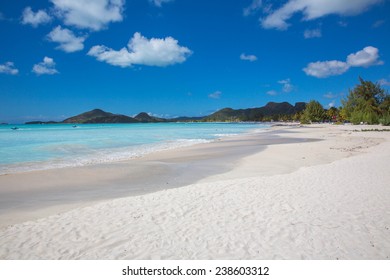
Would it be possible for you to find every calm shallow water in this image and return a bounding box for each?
[0,123,268,174]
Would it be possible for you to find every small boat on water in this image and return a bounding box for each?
[72,125,78,128]
[11,127,19,130]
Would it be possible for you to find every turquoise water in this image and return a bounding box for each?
[0,123,268,174]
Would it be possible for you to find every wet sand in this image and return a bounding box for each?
[0,126,310,228]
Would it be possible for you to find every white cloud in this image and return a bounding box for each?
[150,0,174,7]
[88,32,192,67]
[240,53,258,62]
[148,112,172,118]
[208,91,222,99]
[304,46,383,78]
[303,60,349,78]
[21,7,52,27]
[266,90,278,96]
[265,78,294,95]
[47,26,86,52]
[261,0,382,30]
[243,0,263,16]
[50,0,124,31]
[0,62,19,75]
[304,28,322,38]
[278,78,294,92]
[323,92,339,99]
[261,1,297,30]
[328,101,336,108]
[378,78,390,86]
[32,57,59,75]
[346,46,383,67]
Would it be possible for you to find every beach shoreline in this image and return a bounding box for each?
[1,123,389,259]
[0,123,287,228]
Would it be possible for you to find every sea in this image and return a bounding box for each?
[0,122,268,175]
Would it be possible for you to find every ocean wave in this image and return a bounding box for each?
[213,133,238,137]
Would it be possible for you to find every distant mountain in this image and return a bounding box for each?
[292,102,306,112]
[62,109,138,124]
[203,108,250,122]
[134,112,166,123]
[259,102,304,116]
[203,102,306,122]
[26,102,307,124]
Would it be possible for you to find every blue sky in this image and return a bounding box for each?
[0,0,389,123]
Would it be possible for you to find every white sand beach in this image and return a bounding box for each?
[0,124,389,259]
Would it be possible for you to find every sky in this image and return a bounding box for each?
[0,0,389,123]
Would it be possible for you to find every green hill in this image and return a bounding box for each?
[62,109,138,124]
[203,102,306,122]
[134,112,166,123]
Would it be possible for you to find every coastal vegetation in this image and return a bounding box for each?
[24,78,389,125]
[301,78,389,125]
[341,77,390,125]
[356,129,390,132]
[300,101,326,124]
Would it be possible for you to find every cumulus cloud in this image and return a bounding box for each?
[261,0,382,30]
[208,91,222,99]
[303,60,350,78]
[240,53,258,62]
[21,7,52,27]
[50,0,124,31]
[47,26,86,52]
[243,0,263,16]
[0,62,19,75]
[303,46,383,78]
[304,28,322,38]
[278,78,294,92]
[32,57,59,75]
[150,0,174,7]
[346,46,383,67]
[88,32,192,67]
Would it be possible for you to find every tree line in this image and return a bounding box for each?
[300,77,390,126]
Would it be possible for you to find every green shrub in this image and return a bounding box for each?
[379,113,390,126]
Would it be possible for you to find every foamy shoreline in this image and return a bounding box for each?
[0,138,213,175]
[1,122,266,176]
[1,124,389,259]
